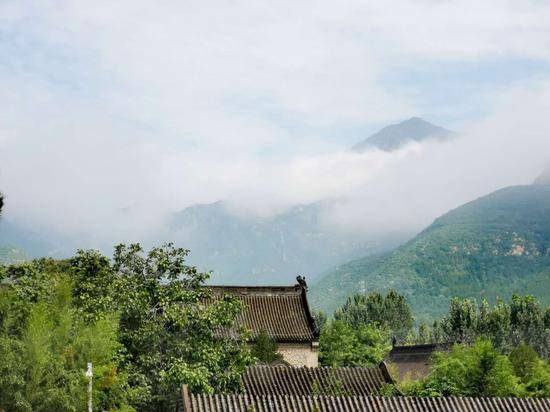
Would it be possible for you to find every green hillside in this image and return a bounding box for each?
[310,185,550,323]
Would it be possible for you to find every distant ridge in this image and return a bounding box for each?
[310,184,550,322]
[534,165,550,185]
[352,117,454,152]
[166,200,404,284]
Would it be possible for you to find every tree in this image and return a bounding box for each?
[251,330,283,364]
[429,295,550,357]
[319,320,390,367]
[439,298,478,344]
[509,295,548,356]
[0,243,255,411]
[110,243,253,410]
[334,290,414,342]
[404,339,521,397]
[509,345,550,398]
[312,310,327,332]
[0,277,134,411]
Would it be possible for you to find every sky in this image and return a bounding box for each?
[1,0,550,244]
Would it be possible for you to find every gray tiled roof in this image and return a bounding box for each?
[179,390,550,412]
[208,284,318,343]
[243,364,393,396]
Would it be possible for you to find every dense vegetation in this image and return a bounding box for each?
[393,340,550,398]
[318,291,550,397]
[0,244,253,411]
[250,330,283,364]
[311,185,550,323]
[334,291,414,342]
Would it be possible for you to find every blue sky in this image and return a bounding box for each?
[1,0,550,238]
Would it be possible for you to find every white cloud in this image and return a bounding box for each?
[1,0,550,244]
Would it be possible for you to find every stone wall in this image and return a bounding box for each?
[278,342,318,367]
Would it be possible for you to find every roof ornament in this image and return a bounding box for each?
[296,275,308,291]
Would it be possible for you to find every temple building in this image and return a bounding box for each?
[209,277,319,367]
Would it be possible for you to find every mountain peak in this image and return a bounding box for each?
[352,117,454,153]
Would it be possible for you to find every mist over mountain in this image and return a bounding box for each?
[0,218,79,263]
[166,200,406,284]
[352,117,454,152]
[534,165,550,185]
[310,184,550,323]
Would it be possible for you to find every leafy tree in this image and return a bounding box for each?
[0,277,134,411]
[319,320,390,367]
[416,323,433,344]
[403,339,521,397]
[439,297,478,344]
[428,295,550,357]
[509,345,550,397]
[509,295,548,355]
[312,310,327,331]
[251,330,283,364]
[0,243,255,411]
[110,243,253,410]
[334,290,414,342]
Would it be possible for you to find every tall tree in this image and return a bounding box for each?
[334,290,414,342]
[1,244,255,411]
[0,276,134,411]
[110,243,253,410]
[430,295,550,357]
[251,330,283,364]
[403,339,521,397]
[319,320,390,367]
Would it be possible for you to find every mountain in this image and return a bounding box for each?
[0,219,54,258]
[310,185,550,323]
[0,218,74,260]
[352,117,454,152]
[166,200,405,284]
[534,165,550,185]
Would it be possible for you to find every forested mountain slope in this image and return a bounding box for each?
[167,200,403,284]
[310,185,550,323]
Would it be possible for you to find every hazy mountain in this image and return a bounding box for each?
[0,219,75,261]
[534,165,550,185]
[310,185,550,323]
[352,117,454,152]
[166,200,406,284]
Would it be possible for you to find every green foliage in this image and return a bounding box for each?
[311,185,550,323]
[0,277,134,411]
[396,340,550,398]
[312,310,327,331]
[251,330,283,364]
[107,243,253,410]
[509,345,550,397]
[319,320,390,367]
[422,295,550,358]
[334,290,413,342]
[403,340,521,397]
[0,243,254,411]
